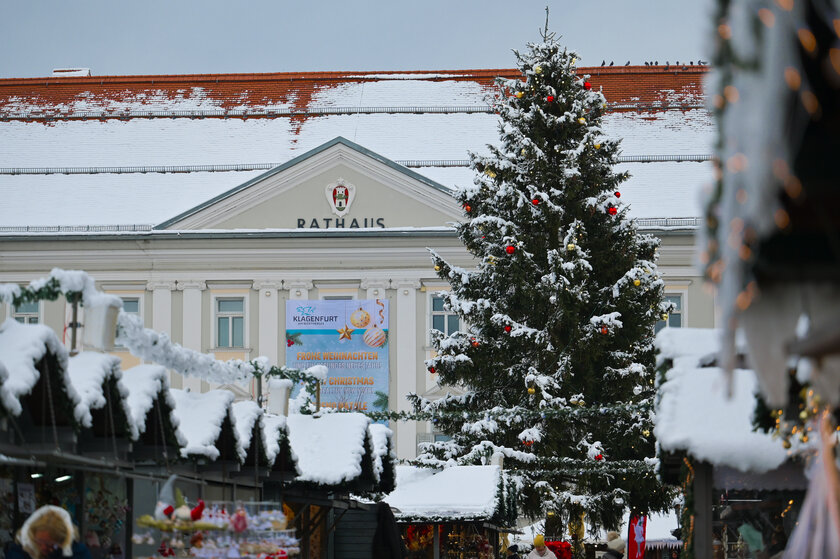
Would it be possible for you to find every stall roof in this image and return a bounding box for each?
[0,318,76,417]
[384,465,501,522]
[369,423,394,482]
[261,412,288,465]
[231,400,264,463]
[169,388,236,460]
[120,364,184,445]
[68,351,136,439]
[286,412,372,486]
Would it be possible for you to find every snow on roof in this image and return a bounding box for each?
[67,351,136,438]
[261,413,288,465]
[0,68,711,228]
[120,364,183,444]
[286,412,371,485]
[368,423,394,481]
[169,388,236,460]
[0,318,77,416]
[231,400,263,462]
[384,465,501,521]
[52,68,91,77]
[655,365,788,473]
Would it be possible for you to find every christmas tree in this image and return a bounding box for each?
[415,33,675,538]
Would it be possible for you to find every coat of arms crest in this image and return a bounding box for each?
[325,178,356,217]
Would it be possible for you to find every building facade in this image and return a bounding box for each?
[0,66,715,458]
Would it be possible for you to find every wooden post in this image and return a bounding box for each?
[69,295,80,356]
[433,523,440,559]
[316,382,321,412]
[693,461,714,559]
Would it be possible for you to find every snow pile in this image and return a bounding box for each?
[286,412,371,485]
[231,400,263,462]
[368,423,394,481]
[121,364,184,444]
[169,389,236,460]
[117,312,260,384]
[384,465,500,521]
[0,318,77,416]
[67,351,136,439]
[0,268,120,310]
[655,365,787,473]
[261,413,288,465]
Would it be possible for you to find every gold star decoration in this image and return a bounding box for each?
[337,324,355,340]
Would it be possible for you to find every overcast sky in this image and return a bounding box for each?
[1,1,714,78]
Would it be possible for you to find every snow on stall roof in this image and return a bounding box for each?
[286,412,371,485]
[0,318,76,416]
[67,351,136,439]
[384,465,501,521]
[368,423,394,481]
[231,400,262,462]
[261,413,288,465]
[120,364,184,443]
[655,365,788,473]
[169,388,235,460]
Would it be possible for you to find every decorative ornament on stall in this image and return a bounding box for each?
[505,245,516,255]
[190,500,206,522]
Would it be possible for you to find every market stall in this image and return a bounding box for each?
[654,328,807,559]
[383,465,516,559]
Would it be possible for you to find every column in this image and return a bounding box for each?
[360,278,389,301]
[253,280,281,367]
[177,280,206,393]
[147,280,178,388]
[285,280,313,301]
[394,278,420,460]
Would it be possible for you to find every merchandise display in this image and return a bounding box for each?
[135,501,298,558]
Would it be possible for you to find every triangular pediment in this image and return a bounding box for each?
[156,137,463,230]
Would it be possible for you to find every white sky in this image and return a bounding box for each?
[0,0,714,78]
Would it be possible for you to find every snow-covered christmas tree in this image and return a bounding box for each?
[414,33,674,539]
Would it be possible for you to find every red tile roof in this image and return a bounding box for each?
[0,66,708,121]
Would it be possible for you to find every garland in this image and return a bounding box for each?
[680,456,696,559]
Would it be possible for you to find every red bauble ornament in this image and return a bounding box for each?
[608,207,618,216]
[505,245,516,254]
[532,198,540,205]
[584,81,592,90]
[471,338,479,347]
[595,453,604,461]
[600,326,608,334]
[464,204,472,213]
[428,366,436,374]
[614,191,621,198]
[523,440,534,447]
[546,95,555,103]
[504,325,512,333]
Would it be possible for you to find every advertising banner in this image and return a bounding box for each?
[285,299,389,412]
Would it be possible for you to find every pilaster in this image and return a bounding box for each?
[177,280,206,392]
[393,278,421,460]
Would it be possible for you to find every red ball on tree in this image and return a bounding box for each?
[428,366,436,374]
[504,325,512,333]
[464,204,472,213]
[546,95,554,103]
[523,440,534,447]
[608,207,618,216]
[595,453,604,461]
[614,191,621,198]
[505,245,516,254]
[532,198,540,205]
[584,81,592,90]
[600,326,608,335]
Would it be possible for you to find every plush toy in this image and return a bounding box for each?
[153,475,178,521]
[190,499,205,521]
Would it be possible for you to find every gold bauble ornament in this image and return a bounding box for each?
[485,169,496,179]
[528,387,536,395]
[661,313,669,321]
[434,265,441,271]
[515,91,524,98]
[643,429,650,437]
[578,117,586,124]
[521,149,527,156]
[350,307,371,328]
[535,65,543,74]
[782,438,791,449]
[594,143,601,149]
[567,243,576,251]
[633,279,641,287]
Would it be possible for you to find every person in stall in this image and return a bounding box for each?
[6,506,91,559]
[527,535,557,559]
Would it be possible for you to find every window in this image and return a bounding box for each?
[121,297,140,315]
[216,298,245,348]
[655,294,683,333]
[431,296,460,336]
[322,295,354,301]
[13,301,39,324]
